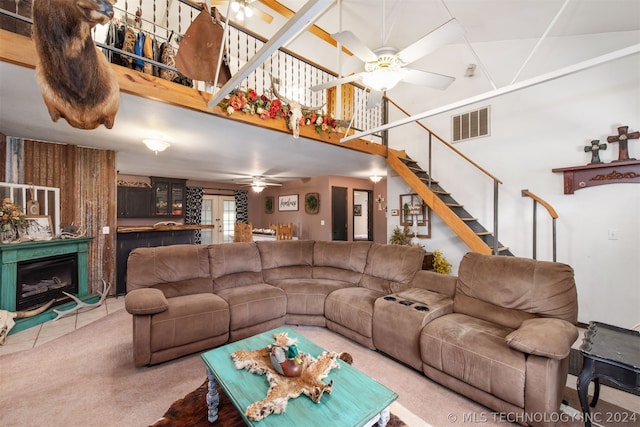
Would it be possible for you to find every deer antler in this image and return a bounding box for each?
[53,280,111,321]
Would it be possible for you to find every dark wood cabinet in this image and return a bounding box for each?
[117,186,151,218]
[151,177,186,218]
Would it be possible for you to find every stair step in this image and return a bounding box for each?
[418,177,439,184]
[475,231,492,236]
[433,190,450,196]
[460,217,478,222]
[407,165,427,173]
[446,203,463,208]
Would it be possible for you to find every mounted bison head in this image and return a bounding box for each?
[32,0,120,129]
[0,300,54,345]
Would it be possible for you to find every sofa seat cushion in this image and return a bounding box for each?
[216,283,287,331]
[325,287,385,338]
[150,293,229,353]
[271,278,354,315]
[420,313,526,408]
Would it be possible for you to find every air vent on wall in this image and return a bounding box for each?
[452,106,490,142]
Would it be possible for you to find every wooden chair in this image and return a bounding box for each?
[276,223,293,240]
[234,222,253,242]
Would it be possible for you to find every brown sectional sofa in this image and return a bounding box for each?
[124,240,578,426]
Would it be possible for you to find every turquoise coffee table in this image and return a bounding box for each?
[201,326,398,426]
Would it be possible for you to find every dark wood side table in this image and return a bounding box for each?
[577,322,640,427]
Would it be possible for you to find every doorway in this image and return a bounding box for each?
[331,186,347,240]
[200,195,236,244]
[353,189,373,241]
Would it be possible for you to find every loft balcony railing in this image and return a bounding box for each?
[0,0,383,144]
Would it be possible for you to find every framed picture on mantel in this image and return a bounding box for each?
[23,216,54,241]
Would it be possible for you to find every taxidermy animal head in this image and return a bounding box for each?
[32,0,120,129]
[0,300,54,345]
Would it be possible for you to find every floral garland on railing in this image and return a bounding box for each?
[219,88,342,134]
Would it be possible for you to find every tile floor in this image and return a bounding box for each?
[0,296,125,356]
[1,298,638,414]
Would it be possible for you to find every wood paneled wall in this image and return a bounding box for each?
[1,137,117,294]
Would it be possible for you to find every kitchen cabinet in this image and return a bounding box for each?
[117,186,151,218]
[151,177,186,217]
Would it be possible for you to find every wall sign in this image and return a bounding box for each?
[278,194,299,211]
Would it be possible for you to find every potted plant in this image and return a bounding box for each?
[389,226,410,246]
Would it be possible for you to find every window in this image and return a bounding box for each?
[452,106,490,142]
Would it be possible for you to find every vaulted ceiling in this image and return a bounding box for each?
[0,0,638,184]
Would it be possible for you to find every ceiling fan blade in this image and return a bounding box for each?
[396,18,464,65]
[403,68,456,91]
[365,90,384,109]
[310,73,362,91]
[332,31,378,62]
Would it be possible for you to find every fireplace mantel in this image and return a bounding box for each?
[0,237,93,333]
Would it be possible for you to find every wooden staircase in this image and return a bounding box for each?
[387,149,513,256]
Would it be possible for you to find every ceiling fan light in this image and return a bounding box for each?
[142,139,170,155]
[362,68,404,92]
[369,175,382,183]
[244,5,253,18]
[231,1,240,13]
[252,184,265,193]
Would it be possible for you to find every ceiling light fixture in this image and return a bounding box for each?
[142,138,170,155]
[362,49,405,92]
[252,183,265,193]
[230,0,254,21]
[369,175,382,183]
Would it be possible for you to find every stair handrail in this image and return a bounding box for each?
[385,97,502,184]
[521,189,558,261]
[385,96,503,255]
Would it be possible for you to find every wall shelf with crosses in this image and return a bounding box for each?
[552,125,639,194]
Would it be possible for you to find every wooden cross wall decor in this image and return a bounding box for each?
[584,140,607,164]
[607,126,639,161]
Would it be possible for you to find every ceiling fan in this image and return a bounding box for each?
[235,176,283,193]
[311,7,464,107]
[210,0,274,24]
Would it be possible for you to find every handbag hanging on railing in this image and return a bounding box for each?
[175,4,231,85]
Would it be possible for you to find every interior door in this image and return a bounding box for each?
[331,186,348,241]
[201,195,236,244]
[353,189,373,241]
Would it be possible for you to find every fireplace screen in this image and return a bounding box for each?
[17,254,78,311]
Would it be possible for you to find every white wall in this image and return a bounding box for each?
[385,35,640,328]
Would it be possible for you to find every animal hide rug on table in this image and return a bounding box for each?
[32,0,120,129]
[230,332,344,421]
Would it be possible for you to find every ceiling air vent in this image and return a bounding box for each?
[452,106,490,143]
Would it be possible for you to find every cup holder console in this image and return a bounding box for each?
[382,296,429,312]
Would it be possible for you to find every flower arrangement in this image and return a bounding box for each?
[432,249,452,275]
[219,88,341,134]
[1,198,27,232]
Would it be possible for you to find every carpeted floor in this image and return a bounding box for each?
[0,308,637,427]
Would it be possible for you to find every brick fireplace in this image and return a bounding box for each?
[0,237,92,333]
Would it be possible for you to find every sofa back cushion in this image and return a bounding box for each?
[208,243,264,291]
[361,243,424,293]
[126,245,212,293]
[454,252,578,328]
[313,241,372,284]
[256,240,314,281]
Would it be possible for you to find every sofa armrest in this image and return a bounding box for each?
[409,270,456,297]
[125,288,169,315]
[505,318,578,359]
